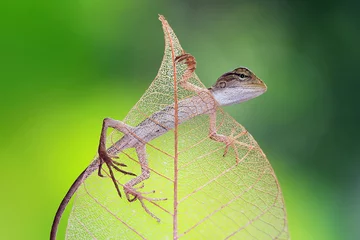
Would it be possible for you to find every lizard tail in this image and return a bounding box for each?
[50,135,129,239]
[50,167,88,240]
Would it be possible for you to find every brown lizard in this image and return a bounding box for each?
[50,53,267,239]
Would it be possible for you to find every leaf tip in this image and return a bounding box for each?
[158,14,167,24]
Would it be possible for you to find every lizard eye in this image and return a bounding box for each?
[219,82,226,88]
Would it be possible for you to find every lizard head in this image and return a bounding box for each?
[208,67,267,106]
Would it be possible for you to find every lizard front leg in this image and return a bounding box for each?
[175,52,204,94]
[98,118,136,198]
[176,53,247,164]
[208,112,248,164]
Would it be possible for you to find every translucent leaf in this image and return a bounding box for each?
[66,15,289,239]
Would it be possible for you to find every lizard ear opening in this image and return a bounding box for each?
[219,82,226,88]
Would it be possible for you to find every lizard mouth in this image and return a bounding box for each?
[208,83,267,92]
[247,82,267,92]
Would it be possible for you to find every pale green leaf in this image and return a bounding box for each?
[66,15,289,240]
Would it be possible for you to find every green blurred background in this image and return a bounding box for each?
[1,0,359,239]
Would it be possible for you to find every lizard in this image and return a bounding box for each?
[50,53,267,239]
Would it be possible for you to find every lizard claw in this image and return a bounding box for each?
[124,184,167,202]
[98,162,106,177]
[175,52,191,62]
[108,154,120,159]
[124,184,167,222]
[98,150,135,177]
[175,53,196,71]
[111,159,127,167]
[134,183,145,190]
[97,150,136,199]
[218,129,248,164]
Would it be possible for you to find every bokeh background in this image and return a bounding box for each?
[1,0,359,239]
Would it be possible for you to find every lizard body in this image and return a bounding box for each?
[50,53,266,239]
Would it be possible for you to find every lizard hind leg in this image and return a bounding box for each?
[98,118,137,198]
[124,144,167,222]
